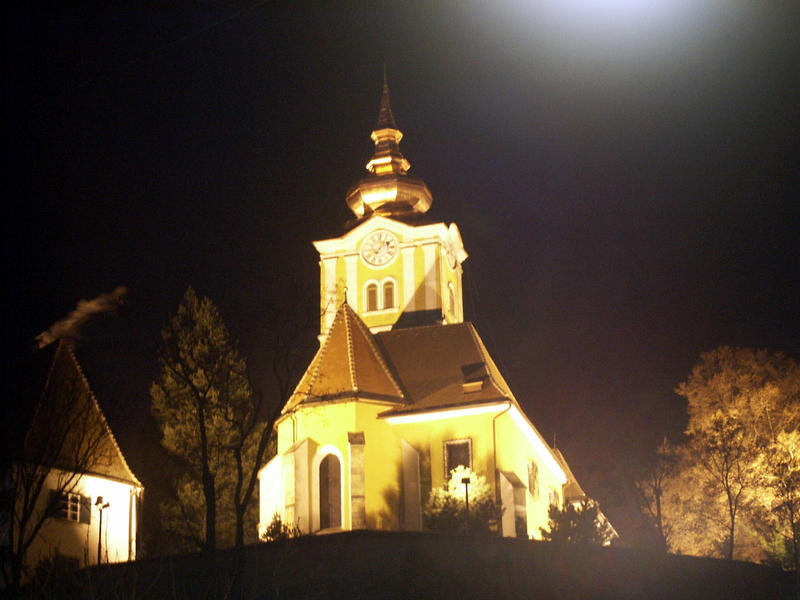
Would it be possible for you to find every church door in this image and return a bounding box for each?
[319,454,341,529]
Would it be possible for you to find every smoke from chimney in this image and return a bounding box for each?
[35,286,128,349]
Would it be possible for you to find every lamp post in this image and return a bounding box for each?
[95,496,110,564]
[461,476,471,534]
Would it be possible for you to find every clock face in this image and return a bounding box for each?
[361,230,398,266]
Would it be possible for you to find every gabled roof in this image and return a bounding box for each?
[20,340,141,486]
[284,303,405,412]
[374,322,518,416]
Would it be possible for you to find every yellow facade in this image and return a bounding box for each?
[315,217,466,337]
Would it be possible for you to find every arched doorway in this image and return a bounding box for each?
[319,454,341,529]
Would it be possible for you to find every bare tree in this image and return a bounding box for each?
[634,439,678,551]
[2,340,116,593]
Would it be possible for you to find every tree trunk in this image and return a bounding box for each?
[728,508,735,561]
[235,505,245,549]
[197,403,216,554]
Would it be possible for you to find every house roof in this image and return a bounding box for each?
[17,340,141,486]
[284,303,405,411]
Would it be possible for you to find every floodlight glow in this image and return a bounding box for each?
[383,402,509,424]
[482,0,723,61]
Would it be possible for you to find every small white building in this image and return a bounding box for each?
[8,340,142,583]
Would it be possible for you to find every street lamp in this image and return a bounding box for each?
[461,477,471,534]
[95,496,110,564]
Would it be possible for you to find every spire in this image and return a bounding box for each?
[345,75,433,219]
[376,67,397,130]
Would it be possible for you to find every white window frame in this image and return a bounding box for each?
[363,277,399,314]
[311,445,346,532]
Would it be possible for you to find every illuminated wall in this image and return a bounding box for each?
[315,217,467,337]
[23,469,140,576]
[259,399,566,539]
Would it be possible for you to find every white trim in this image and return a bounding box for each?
[383,402,509,424]
[383,403,567,485]
[446,281,456,323]
[344,255,357,308]
[422,243,438,310]
[401,246,415,311]
[381,277,397,310]
[508,406,567,485]
[321,257,338,333]
[364,279,380,312]
[311,445,347,533]
[314,216,449,255]
[362,276,399,314]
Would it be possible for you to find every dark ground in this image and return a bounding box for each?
[17,531,794,600]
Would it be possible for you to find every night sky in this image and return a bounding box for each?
[5,2,799,541]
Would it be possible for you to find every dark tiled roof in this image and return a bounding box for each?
[284,303,405,411]
[375,322,517,415]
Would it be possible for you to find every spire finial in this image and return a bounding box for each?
[376,69,397,130]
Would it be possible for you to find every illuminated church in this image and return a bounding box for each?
[258,82,588,538]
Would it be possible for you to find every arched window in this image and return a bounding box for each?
[383,280,395,309]
[319,454,342,529]
[366,283,378,312]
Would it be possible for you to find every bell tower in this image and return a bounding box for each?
[314,80,468,338]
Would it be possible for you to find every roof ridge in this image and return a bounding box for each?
[344,304,358,391]
[465,325,508,395]
[343,304,404,398]
[291,306,337,405]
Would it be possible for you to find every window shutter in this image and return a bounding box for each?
[79,495,91,524]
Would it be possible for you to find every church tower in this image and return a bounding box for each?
[314,80,468,337]
[259,80,603,542]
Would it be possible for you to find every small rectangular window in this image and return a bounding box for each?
[50,491,90,524]
[444,439,472,476]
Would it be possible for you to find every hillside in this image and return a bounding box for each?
[18,531,792,599]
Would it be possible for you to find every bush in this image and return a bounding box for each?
[260,513,302,542]
[423,466,502,535]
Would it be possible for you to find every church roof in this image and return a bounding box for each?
[375,322,519,416]
[284,303,405,411]
[283,312,523,418]
[15,340,141,486]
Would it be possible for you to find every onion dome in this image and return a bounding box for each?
[346,78,433,219]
